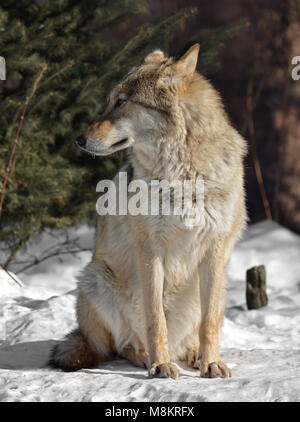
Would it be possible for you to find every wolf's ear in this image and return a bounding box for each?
[172,44,200,82]
[143,50,165,65]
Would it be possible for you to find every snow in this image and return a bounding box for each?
[0,220,300,402]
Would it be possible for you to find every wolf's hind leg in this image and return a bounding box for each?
[48,291,113,371]
[120,346,149,369]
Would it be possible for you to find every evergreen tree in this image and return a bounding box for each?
[0,0,246,266]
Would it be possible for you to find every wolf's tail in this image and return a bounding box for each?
[48,329,98,372]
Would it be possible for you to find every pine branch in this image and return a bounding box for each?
[10,232,91,274]
[15,247,90,274]
[0,263,24,287]
[0,64,48,219]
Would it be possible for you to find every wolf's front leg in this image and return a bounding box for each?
[198,239,231,378]
[138,247,179,379]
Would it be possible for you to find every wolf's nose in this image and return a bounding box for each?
[76,135,86,147]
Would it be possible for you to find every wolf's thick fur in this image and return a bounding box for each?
[49,45,247,378]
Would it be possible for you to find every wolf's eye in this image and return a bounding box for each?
[115,99,126,109]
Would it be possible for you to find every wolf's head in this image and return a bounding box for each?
[76,44,200,156]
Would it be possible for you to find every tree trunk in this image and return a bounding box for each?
[246,265,268,310]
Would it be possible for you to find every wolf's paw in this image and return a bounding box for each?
[149,362,179,379]
[199,360,231,378]
[186,345,201,369]
[135,351,149,369]
[121,346,149,369]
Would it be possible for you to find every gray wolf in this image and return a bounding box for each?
[49,44,247,378]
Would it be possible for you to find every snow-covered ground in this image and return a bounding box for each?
[0,220,300,402]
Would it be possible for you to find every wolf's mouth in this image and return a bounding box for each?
[78,137,131,157]
[111,138,129,149]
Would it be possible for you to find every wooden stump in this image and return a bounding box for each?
[246,265,268,310]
